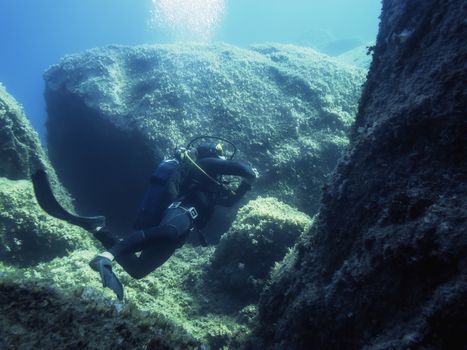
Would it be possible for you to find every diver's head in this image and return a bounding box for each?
[196,142,224,159]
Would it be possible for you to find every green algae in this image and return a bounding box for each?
[0,178,94,266]
[0,279,199,350]
[0,245,247,347]
[0,84,73,211]
[209,197,313,302]
[0,196,314,348]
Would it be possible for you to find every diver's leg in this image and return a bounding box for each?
[107,225,176,257]
[89,229,153,296]
[114,240,179,279]
[121,210,193,277]
[111,209,192,277]
[90,208,192,284]
[93,230,119,249]
[108,207,191,257]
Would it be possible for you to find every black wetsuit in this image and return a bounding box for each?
[103,157,256,279]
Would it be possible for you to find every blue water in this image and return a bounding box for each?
[0,0,381,141]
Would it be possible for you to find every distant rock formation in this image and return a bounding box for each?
[252,0,467,349]
[44,43,365,231]
[297,28,364,56]
[338,42,375,69]
[320,38,364,56]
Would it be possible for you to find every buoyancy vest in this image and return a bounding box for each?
[133,159,180,230]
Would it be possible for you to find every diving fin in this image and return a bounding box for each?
[31,169,105,232]
[89,256,124,300]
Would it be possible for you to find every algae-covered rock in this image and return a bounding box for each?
[44,43,365,231]
[0,83,47,180]
[0,280,199,350]
[0,177,94,266]
[0,82,252,348]
[0,82,72,209]
[0,83,92,266]
[252,0,467,349]
[0,245,251,348]
[209,197,312,301]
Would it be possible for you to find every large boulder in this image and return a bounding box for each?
[252,0,467,349]
[208,197,312,302]
[44,43,365,231]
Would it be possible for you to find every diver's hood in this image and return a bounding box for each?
[196,142,222,159]
[187,136,236,160]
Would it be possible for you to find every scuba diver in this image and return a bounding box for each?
[32,137,258,300]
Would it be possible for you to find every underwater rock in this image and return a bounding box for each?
[0,178,94,266]
[0,83,73,208]
[0,83,88,266]
[44,43,365,231]
[0,280,199,349]
[0,83,47,180]
[208,197,312,302]
[252,0,467,349]
[0,246,250,348]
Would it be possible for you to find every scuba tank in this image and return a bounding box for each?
[133,158,180,230]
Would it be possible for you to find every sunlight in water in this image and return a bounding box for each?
[152,0,226,42]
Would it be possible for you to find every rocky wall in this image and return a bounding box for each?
[252,0,467,349]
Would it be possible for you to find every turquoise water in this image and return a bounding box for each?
[0,0,381,138]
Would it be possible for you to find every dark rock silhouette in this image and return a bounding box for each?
[252,0,467,349]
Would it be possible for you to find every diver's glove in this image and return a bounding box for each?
[252,167,259,178]
[244,167,259,186]
[89,252,124,300]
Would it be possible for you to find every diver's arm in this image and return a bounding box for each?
[211,159,258,207]
[197,158,256,179]
[197,158,257,206]
[217,181,252,207]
